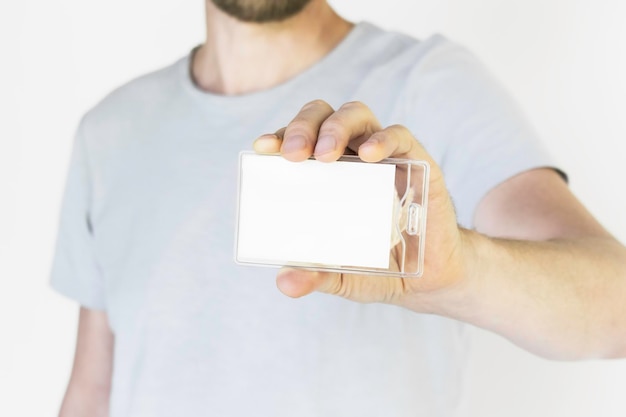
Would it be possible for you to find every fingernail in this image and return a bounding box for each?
[314,135,336,156]
[282,135,307,153]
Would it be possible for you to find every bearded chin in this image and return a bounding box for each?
[210,0,313,23]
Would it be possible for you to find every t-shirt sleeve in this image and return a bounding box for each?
[407,38,560,228]
[50,118,106,310]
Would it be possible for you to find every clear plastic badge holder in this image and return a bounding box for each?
[235,152,429,278]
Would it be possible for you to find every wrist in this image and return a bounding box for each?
[405,227,488,318]
[450,228,488,316]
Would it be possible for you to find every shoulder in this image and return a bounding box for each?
[80,55,188,137]
[74,54,191,161]
[355,22,478,77]
[352,24,506,149]
[362,25,522,134]
[350,23,497,116]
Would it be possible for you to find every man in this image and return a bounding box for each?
[52,0,626,416]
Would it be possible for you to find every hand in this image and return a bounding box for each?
[253,100,470,312]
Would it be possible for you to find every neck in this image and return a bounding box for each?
[192,0,352,95]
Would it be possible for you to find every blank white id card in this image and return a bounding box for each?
[235,153,429,277]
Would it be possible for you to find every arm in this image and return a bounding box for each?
[59,307,114,417]
[421,168,626,360]
[254,99,626,360]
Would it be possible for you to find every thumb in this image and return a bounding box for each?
[276,268,343,298]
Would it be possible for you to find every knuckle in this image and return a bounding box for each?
[384,124,413,148]
[301,99,331,112]
[339,101,368,112]
[386,124,411,136]
[384,124,418,154]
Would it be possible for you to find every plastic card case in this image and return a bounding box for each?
[235,152,429,277]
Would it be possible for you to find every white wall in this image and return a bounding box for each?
[1,0,625,415]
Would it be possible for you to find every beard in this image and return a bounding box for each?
[210,0,314,23]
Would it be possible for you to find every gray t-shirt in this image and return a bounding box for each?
[51,22,552,417]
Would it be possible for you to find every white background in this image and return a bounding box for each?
[1,0,625,415]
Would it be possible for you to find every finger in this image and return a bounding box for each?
[253,134,281,154]
[274,126,286,140]
[276,269,345,299]
[314,101,382,162]
[276,268,335,298]
[281,100,335,162]
[276,268,405,304]
[358,124,435,165]
[253,127,286,154]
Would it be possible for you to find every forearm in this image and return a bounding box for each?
[425,231,626,360]
[59,379,110,417]
[59,307,113,417]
